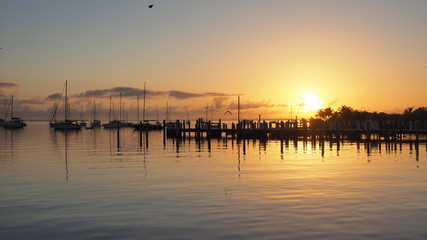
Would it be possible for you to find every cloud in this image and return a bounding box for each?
[168,91,233,100]
[47,93,62,100]
[168,90,201,99]
[275,103,289,108]
[213,96,230,108]
[0,82,19,88]
[67,86,234,100]
[228,100,278,110]
[0,81,20,97]
[17,97,47,105]
[74,87,147,98]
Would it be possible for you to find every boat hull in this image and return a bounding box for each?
[2,119,27,129]
[51,120,81,130]
[133,122,162,131]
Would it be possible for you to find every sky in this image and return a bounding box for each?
[1,0,427,121]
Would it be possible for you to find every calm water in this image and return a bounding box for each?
[1,122,427,240]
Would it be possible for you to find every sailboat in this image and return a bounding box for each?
[133,82,161,130]
[2,95,27,129]
[86,98,101,129]
[90,98,101,128]
[79,106,87,127]
[102,96,120,128]
[103,93,132,128]
[51,80,81,130]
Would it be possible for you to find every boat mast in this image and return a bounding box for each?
[109,97,112,122]
[11,95,13,119]
[53,103,57,121]
[166,101,168,122]
[143,82,146,122]
[50,82,65,123]
[211,100,213,121]
[119,92,122,122]
[238,95,240,124]
[137,96,140,122]
[123,102,126,122]
[205,103,208,120]
[64,80,68,121]
[93,98,97,121]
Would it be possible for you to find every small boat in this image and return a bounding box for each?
[3,117,27,129]
[87,99,101,129]
[103,97,118,129]
[51,80,81,130]
[132,82,161,131]
[102,94,132,129]
[103,120,120,128]
[90,119,101,128]
[78,105,87,127]
[51,119,81,130]
[133,120,162,130]
[2,96,27,129]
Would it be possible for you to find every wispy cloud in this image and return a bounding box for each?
[17,97,47,105]
[0,81,20,97]
[168,91,234,100]
[0,82,19,88]
[46,93,62,100]
[228,100,279,110]
[168,91,202,99]
[68,86,234,100]
[213,96,230,109]
[74,87,146,98]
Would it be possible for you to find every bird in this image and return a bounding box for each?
[224,111,232,115]
[148,4,153,8]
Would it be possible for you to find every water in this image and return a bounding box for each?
[1,122,427,240]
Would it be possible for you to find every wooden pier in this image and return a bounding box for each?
[162,118,427,142]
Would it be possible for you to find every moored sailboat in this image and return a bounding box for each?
[87,98,101,129]
[51,80,81,130]
[2,95,27,129]
[102,96,119,128]
[133,82,162,130]
[103,93,132,128]
[79,106,87,127]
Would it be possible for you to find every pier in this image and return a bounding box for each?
[162,118,427,142]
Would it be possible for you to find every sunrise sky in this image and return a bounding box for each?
[1,0,426,121]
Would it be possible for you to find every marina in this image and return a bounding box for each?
[2,1,427,239]
[1,122,427,240]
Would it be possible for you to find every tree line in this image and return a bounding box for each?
[315,106,427,121]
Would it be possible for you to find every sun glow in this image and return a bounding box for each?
[302,92,323,112]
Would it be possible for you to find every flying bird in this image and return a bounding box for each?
[148,4,153,8]
[224,111,232,115]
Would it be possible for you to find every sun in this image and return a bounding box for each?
[302,92,323,112]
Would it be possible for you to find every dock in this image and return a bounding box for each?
[161,118,427,142]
